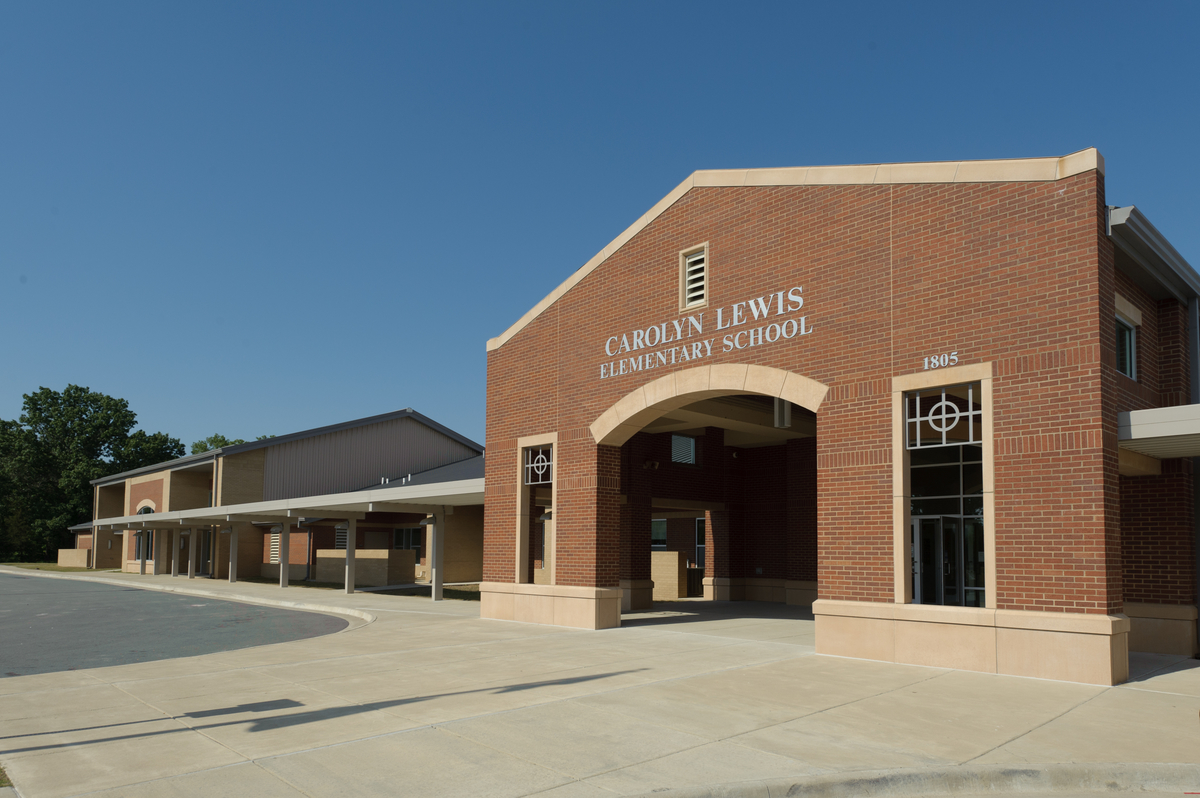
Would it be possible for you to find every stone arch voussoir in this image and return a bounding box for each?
[590,364,829,447]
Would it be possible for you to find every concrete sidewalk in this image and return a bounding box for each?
[1,566,1198,798]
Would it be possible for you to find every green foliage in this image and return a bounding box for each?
[0,385,184,562]
[191,433,246,454]
[255,434,275,441]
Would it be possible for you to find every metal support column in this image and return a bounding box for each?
[152,530,164,575]
[279,521,290,588]
[345,518,356,595]
[431,507,446,602]
[138,530,147,576]
[229,526,239,583]
[171,528,180,577]
[187,528,197,579]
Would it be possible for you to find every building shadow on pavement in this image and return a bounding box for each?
[0,668,647,755]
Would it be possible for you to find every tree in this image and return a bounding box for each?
[0,385,184,562]
[191,434,246,454]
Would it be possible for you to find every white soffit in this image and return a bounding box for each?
[1118,405,1200,459]
[486,148,1105,352]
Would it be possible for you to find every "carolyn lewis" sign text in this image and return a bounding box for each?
[598,287,813,380]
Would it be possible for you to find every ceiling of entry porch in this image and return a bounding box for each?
[638,394,815,448]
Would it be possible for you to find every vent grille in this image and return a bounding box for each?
[683,250,706,307]
[269,533,280,564]
[671,435,696,465]
[335,529,348,550]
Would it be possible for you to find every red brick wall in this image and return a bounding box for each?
[127,480,162,514]
[485,171,1133,613]
[1122,459,1195,605]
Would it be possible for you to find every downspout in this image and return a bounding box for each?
[1190,296,1200,656]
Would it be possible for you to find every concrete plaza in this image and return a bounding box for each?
[1,567,1198,798]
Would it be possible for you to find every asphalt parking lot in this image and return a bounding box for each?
[0,572,347,677]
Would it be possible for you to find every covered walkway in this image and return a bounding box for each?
[90,474,483,600]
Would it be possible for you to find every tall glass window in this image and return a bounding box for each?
[1116,318,1137,379]
[906,382,985,607]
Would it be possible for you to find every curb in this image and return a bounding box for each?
[633,763,1200,797]
[0,567,376,629]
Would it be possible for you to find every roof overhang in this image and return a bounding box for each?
[1118,405,1200,459]
[91,477,484,531]
[1108,206,1200,303]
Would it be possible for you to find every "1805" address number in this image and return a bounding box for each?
[924,352,959,370]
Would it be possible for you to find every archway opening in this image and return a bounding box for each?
[614,388,818,631]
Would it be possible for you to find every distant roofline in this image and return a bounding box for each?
[486,148,1105,352]
[91,408,483,487]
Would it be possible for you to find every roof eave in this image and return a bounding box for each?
[1108,206,1200,302]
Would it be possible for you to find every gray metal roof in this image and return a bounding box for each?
[68,521,94,532]
[1108,206,1200,302]
[92,408,482,487]
[356,454,484,492]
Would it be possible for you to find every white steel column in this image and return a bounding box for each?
[345,518,357,595]
[152,530,163,575]
[187,528,197,578]
[229,526,239,583]
[209,527,218,579]
[431,508,445,602]
[138,530,147,575]
[279,521,290,588]
[171,528,180,576]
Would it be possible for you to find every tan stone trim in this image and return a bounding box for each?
[1125,603,1198,656]
[487,149,1104,352]
[479,581,622,599]
[480,581,622,629]
[1124,602,1197,621]
[892,362,995,606]
[814,599,1130,684]
[590,364,829,445]
[819,600,1131,637]
[134,498,157,513]
[516,432,557,585]
[1115,292,1143,327]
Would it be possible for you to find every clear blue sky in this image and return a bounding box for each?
[2,2,1197,448]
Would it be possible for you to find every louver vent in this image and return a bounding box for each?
[335,529,348,550]
[269,533,281,564]
[671,435,696,465]
[683,250,706,308]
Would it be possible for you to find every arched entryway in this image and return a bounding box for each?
[591,364,828,618]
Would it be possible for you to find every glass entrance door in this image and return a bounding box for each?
[912,516,978,606]
[913,517,942,605]
[197,529,213,576]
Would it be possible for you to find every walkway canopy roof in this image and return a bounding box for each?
[1119,407,1200,460]
[91,459,484,532]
